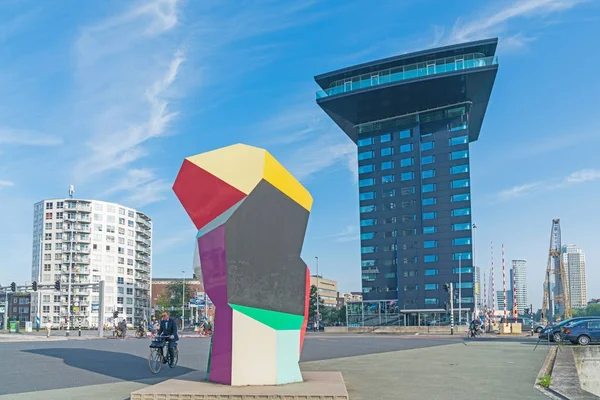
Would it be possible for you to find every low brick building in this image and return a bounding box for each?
[8,293,31,323]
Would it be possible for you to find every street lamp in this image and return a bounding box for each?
[181,270,185,330]
[315,256,319,329]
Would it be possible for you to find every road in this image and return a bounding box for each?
[0,334,548,399]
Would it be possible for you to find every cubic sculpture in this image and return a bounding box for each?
[173,144,312,386]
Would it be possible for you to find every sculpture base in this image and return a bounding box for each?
[130,371,348,400]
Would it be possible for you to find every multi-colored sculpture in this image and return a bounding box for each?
[173,144,312,386]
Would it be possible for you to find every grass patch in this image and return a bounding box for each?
[538,375,552,388]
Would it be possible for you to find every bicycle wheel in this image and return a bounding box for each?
[168,346,179,368]
[148,348,163,374]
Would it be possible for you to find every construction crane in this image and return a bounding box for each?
[541,219,571,323]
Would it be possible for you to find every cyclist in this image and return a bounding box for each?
[157,311,179,365]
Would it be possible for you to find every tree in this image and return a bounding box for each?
[572,303,600,317]
[309,285,324,323]
[155,281,194,320]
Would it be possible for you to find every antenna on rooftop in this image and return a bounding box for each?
[69,185,75,199]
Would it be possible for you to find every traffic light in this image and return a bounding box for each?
[113,311,119,319]
[54,280,61,291]
[443,283,450,292]
[444,302,449,312]
[10,282,16,292]
[524,307,530,315]
[32,281,38,291]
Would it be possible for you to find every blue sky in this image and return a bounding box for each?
[1,0,599,309]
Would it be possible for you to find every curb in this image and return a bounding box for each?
[534,346,562,399]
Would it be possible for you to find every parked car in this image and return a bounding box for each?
[563,319,600,346]
[539,316,600,342]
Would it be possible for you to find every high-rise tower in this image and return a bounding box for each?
[315,39,499,312]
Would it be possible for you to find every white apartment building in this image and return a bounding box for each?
[562,245,587,309]
[510,260,528,314]
[31,198,152,328]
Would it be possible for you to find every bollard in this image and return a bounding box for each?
[78,328,81,337]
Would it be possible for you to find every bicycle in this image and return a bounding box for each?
[148,335,179,374]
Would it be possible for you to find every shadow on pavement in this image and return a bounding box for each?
[23,348,197,383]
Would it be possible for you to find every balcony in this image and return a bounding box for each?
[136,225,151,237]
[64,215,91,223]
[135,254,150,264]
[135,245,150,254]
[316,54,498,99]
[136,216,151,229]
[134,283,148,289]
[135,236,151,246]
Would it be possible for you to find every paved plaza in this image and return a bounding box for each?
[0,334,548,399]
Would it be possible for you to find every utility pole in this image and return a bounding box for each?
[315,256,319,329]
[458,255,462,326]
[181,271,185,330]
[2,288,7,331]
[472,223,477,317]
[98,280,105,337]
[444,282,454,335]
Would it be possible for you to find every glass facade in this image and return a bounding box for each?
[315,39,498,313]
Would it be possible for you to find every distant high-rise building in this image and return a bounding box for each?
[562,245,587,309]
[475,266,482,310]
[510,260,528,314]
[32,198,152,328]
[496,290,513,316]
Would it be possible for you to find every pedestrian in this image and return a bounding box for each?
[46,320,52,338]
[120,319,127,339]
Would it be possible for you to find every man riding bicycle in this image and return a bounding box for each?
[157,311,179,365]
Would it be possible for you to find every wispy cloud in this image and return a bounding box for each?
[497,168,600,201]
[0,128,62,146]
[99,168,171,208]
[316,226,359,243]
[432,0,587,51]
[71,0,184,179]
[0,180,14,188]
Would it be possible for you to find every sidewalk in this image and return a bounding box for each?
[301,340,548,400]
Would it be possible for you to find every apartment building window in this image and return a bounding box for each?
[43,263,51,271]
[358,137,374,147]
[424,254,439,263]
[379,133,392,143]
[381,161,394,170]
[42,295,51,303]
[56,201,63,209]
[361,246,376,254]
[127,249,133,256]
[381,202,397,210]
[452,252,472,260]
[358,151,374,160]
[127,259,134,265]
[55,222,63,229]
[360,205,376,213]
[117,277,124,284]
[383,231,397,238]
[424,284,439,290]
[117,297,124,304]
[422,142,434,151]
[128,211,134,218]
[382,189,396,198]
[453,267,473,274]
[423,226,437,234]
[423,197,436,206]
[94,213,102,221]
[127,230,134,237]
[450,150,469,160]
[424,240,438,248]
[359,178,375,187]
[107,205,115,213]
[45,213,52,220]
[424,298,439,305]
[118,237,125,245]
[423,212,437,220]
[118,247,125,254]
[95,224,103,231]
[404,285,418,291]
[46,202,53,210]
[56,212,63,219]
[53,295,60,302]
[451,193,470,202]
[118,257,125,265]
[53,306,60,313]
[450,164,469,174]
[382,174,395,184]
[422,155,435,165]
[455,282,474,289]
[44,254,51,261]
[107,225,115,233]
[44,243,51,250]
[422,169,435,179]
[399,129,411,139]
[400,144,413,153]
[126,298,133,305]
[423,183,436,193]
[402,214,416,222]
[452,223,471,231]
[45,223,52,230]
[382,216,397,224]
[450,122,468,132]
[118,287,124,294]
[42,306,50,313]
[425,269,439,276]
[381,147,394,156]
[451,208,471,217]
[400,157,414,167]
[451,179,470,189]
[118,227,125,235]
[360,191,375,200]
[118,267,124,274]
[360,232,375,240]
[119,218,125,225]
[360,219,377,227]
[449,136,468,146]
[119,208,125,215]
[452,237,472,246]
[400,186,415,195]
[359,164,374,174]
[127,288,133,295]
[400,172,414,181]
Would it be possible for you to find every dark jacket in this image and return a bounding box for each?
[158,318,179,341]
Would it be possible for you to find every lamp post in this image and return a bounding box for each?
[315,256,319,330]
[181,270,185,330]
[473,223,478,319]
